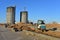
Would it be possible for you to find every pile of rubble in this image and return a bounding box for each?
[7,23,60,38]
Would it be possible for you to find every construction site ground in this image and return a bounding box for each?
[0,26,60,40]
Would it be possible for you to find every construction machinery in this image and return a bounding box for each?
[37,20,46,32]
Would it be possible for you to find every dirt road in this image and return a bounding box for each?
[0,26,60,40]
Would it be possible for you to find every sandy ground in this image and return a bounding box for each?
[0,26,60,40]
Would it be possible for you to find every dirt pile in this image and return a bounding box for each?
[46,24,60,28]
[8,22,35,31]
[8,23,60,38]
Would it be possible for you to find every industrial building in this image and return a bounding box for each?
[20,11,28,23]
[6,6,15,25]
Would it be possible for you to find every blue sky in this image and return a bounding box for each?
[0,0,60,23]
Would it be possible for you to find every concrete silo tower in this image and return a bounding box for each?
[20,11,28,23]
[6,6,15,25]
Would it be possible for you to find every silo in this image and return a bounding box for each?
[20,11,28,23]
[6,6,15,25]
